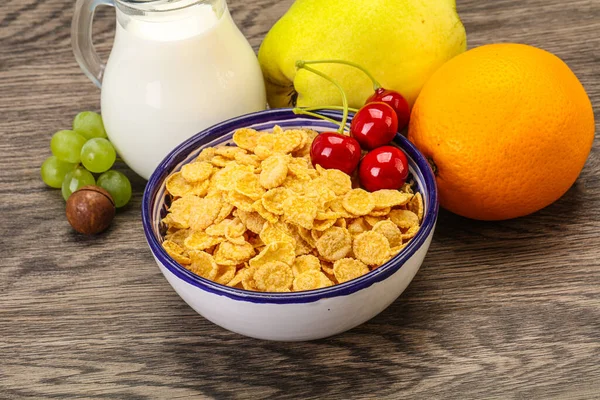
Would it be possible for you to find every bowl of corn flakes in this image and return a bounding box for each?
[142,108,438,341]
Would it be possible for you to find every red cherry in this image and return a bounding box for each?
[366,88,410,131]
[359,146,409,192]
[310,132,362,175]
[350,102,398,150]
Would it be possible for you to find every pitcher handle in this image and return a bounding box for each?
[71,0,115,88]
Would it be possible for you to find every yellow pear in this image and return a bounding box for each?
[259,0,467,108]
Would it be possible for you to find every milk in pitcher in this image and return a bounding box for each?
[98,1,266,179]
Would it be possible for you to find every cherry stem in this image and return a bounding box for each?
[300,105,359,114]
[292,108,343,128]
[296,60,348,134]
[300,59,381,91]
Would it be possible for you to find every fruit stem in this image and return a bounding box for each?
[292,108,343,129]
[300,59,381,91]
[300,105,359,114]
[296,60,349,134]
[426,157,438,176]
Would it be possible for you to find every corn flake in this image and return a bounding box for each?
[241,266,259,291]
[166,172,194,197]
[260,154,289,189]
[214,164,255,192]
[365,215,386,226]
[184,231,223,250]
[233,128,264,151]
[215,145,247,159]
[224,218,246,239]
[214,240,255,263]
[261,187,292,215]
[165,194,204,229]
[316,165,352,196]
[311,228,324,243]
[312,218,337,231]
[297,226,316,248]
[234,172,265,200]
[320,261,335,277]
[292,129,318,157]
[342,189,375,216]
[181,161,213,183]
[214,264,236,285]
[333,258,370,283]
[390,243,408,259]
[401,182,414,194]
[210,155,233,168]
[214,201,234,224]
[255,127,303,156]
[196,147,216,162]
[291,254,321,277]
[389,209,420,230]
[254,261,294,292]
[260,221,295,246]
[369,207,391,217]
[293,270,333,291]
[165,228,190,247]
[328,197,353,218]
[288,226,313,256]
[285,129,309,151]
[188,250,219,280]
[162,240,191,265]
[347,218,370,236]
[234,152,261,167]
[372,220,403,247]
[192,180,210,197]
[205,218,232,237]
[407,192,424,222]
[303,178,337,209]
[226,267,246,287]
[372,189,413,209]
[281,174,308,193]
[353,231,391,265]
[189,196,222,231]
[225,191,255,212]
[252,199,279,223]
[249,241,295,268]
[282,195,317,230]
[315,226,352,262]
[235,209,266,234]
[288,157,312,180]
[401,225,420,241]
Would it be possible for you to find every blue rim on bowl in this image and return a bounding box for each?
[142,108,438,304]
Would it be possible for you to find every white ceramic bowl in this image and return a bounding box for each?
[142,108,438,341]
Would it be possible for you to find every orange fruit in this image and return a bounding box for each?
[408,43,595,220]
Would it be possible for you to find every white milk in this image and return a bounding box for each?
[101,3,266,179]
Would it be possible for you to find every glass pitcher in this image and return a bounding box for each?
[72,0,267,179]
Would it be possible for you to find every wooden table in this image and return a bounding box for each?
[2,0,599,398]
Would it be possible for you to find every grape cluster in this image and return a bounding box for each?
[40,111,132,208]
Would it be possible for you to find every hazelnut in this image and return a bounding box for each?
[66,185,116,235]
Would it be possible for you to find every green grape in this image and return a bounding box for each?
[50,130,87,163]
[97,170,132,208]
[61,167,95,201]
[73,111,107,139]
[80,138,116,173]
[40,156,76,188]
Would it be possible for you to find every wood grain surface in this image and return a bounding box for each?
[1,0,599,398]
